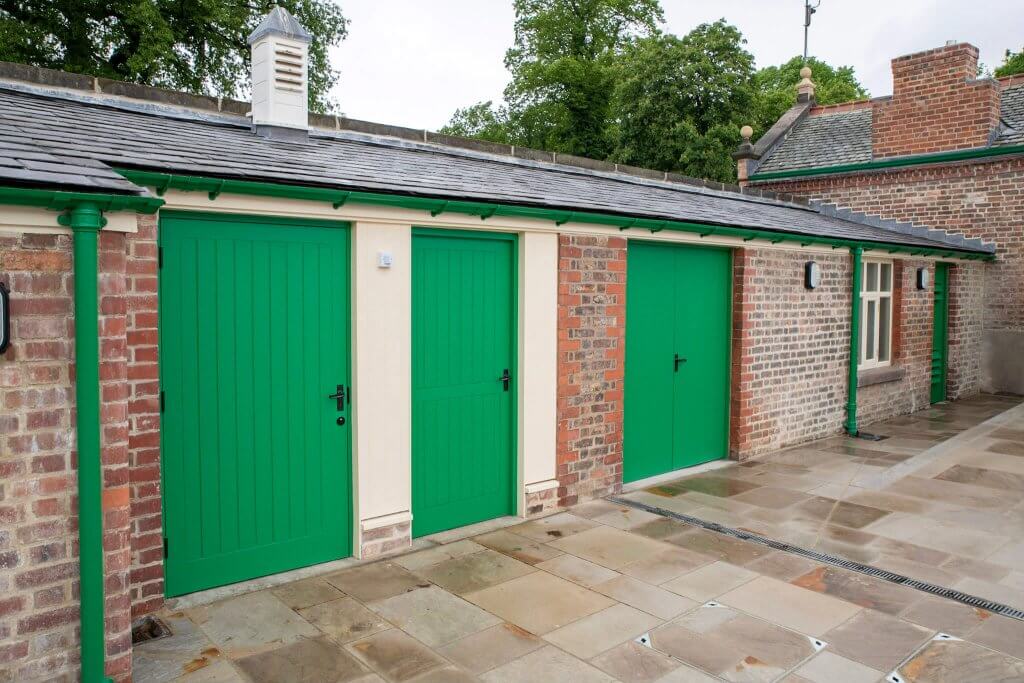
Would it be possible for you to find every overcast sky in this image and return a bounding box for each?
[329,0,1023,130]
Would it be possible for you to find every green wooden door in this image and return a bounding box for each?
[412,230,516,537]
[931,263,950,404]
[160,212,352,596]
[624,242,731,483]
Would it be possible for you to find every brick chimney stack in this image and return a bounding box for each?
[872,43,1000,158]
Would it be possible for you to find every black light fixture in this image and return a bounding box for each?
[0,282,9,354]
[804,261,821,289]
[917,267,930,290]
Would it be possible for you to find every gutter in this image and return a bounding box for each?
[749,143,1024,182]
[846,247,863,436]
[116,169,994,262]
[0,187,162,683]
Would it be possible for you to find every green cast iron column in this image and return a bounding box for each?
[67,202,113,683]
[845,247,863,436]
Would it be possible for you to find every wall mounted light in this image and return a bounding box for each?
[917,267,930,290]
[804,261,821,289]
[0,282,9,354]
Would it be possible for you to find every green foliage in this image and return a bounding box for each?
[995,48,1024,77]
[752,56,868,132]
[612,21,755,181]
[501,0,663,157]
[0,0,348,112]
[440,4,871,183]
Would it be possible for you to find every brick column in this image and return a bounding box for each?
[946,262,984,400]
[97,230,133,681]
[124,215,164,619]
[555,234,625,507]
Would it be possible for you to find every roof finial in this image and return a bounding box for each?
[740,125,753,143]
[797,66,816,103]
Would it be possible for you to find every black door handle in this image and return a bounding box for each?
[498,369,511,391]
[327,384,346,410]
[674,354,687,372]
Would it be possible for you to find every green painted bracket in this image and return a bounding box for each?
[113,169,994,261]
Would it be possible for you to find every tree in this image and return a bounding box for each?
[752,56,868,132]
[611,20,755,181]
[439,101,514,143]
[0,0,348,112]
[995,48,1024,78]
[500,0,663,157]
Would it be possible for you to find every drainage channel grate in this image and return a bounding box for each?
[608,496,1024,622]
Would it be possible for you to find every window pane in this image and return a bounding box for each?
[880,263,892,292]
[879,296,891,362]
[865,300,876,360]
[866,262,878,292]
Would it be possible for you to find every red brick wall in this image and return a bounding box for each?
[873,44,1000,158]
[0,232,78,682]
[556,234,625,506]
[0,228,143,683]
[947,262,985,400]
[125,216,163,619]
[730,248,851,457]
[97,230,133,682]
[752,157,1023,334]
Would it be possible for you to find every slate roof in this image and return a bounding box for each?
[756,109,872,173]
[0,136,146,194]
[997,83,1024,146]
[757,83,1024,173]
[0,82,992,254]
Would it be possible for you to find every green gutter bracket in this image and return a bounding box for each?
[846,247,863,436]
[66,202,115,683]
[0,186,163,214]
[749,143,1024,182]
[113,169,993,261]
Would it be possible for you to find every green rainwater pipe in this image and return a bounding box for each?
[846,246,864,436]
[63,202,114,683]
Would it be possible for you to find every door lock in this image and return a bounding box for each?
[674,354,687,372]
[336,416,346,426]
[327,384,346,410]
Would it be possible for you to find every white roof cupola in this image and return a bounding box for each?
[248,6,311,139]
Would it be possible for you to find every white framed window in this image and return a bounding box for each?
[860,259,893,369]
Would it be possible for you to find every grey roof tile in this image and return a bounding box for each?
[0,85,991,254]
[995,83,1024,146]
[757,109,872,173]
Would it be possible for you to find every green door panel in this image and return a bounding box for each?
[412,230,516,537]
[931,263,950,404]
[160,213,352,596]
[624,242,731,483]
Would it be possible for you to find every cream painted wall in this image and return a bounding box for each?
[351,221,412,546]
[519,232,559,510]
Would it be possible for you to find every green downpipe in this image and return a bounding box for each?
[67,202,113,683]
[846,246,863,436]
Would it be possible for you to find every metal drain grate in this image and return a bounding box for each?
[131,615,173,644]
[608,496,1024,621]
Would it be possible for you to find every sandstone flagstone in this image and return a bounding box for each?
[465,571,614,635]
[299,597,390,644]
[437,623,544,675]
[368,585,499,647]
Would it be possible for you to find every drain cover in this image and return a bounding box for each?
[132,616,172,644]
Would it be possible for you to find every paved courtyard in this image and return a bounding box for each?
[136,394,1024,683]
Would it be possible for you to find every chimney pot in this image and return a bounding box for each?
[249,6,311,138]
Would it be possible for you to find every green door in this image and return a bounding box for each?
[160,212,352,596]
[624,242,731,483]
[412,230,516,537]
[930,263,950,403]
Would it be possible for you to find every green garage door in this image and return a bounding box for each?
[412,230,516,537]
[624,241,731,483]
[160,212,352,596]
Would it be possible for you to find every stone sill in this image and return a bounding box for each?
[858,365,906,388]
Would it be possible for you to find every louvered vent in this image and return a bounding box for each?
[273,46,305,93]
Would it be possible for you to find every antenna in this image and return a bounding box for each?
[804,0,821,62]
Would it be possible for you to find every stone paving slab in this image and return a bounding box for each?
[136,394,1024,683]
